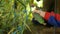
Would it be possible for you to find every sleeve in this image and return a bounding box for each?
[44,11,60,27]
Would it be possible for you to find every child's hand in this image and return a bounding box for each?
[33,9,46,18]
[33,9,41,14]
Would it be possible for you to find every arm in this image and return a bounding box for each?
[44,11,60,27]
[33,10,60,27]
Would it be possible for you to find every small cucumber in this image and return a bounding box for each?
[33,13,44,24]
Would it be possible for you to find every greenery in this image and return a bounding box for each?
[0,0,44,34]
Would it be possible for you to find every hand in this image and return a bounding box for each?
[33,9,41,14]
[33,9,46,18]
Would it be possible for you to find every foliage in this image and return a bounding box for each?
[0,0,32,34]
[0,0,44,34]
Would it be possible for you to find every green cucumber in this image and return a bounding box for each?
[33,13,44,24]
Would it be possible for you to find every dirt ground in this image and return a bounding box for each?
[24,23,60,34]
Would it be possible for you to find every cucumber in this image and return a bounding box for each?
[33,13,44,24]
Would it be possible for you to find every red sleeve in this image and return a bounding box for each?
[44,12,51,20]
[44,11,60,21]
[55,14,60,21]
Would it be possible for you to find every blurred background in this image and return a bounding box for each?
[0,0,60,34]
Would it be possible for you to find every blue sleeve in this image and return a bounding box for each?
[47,16,60,27]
